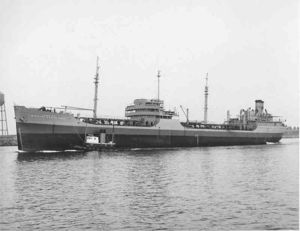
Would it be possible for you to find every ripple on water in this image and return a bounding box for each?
[0,139,299,230]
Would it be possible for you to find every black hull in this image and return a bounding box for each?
[17,132,274,152]
[15,118,283,152]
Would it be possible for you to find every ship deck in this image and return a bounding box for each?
[79,116,256,131]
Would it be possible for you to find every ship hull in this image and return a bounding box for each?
[17,133,270,152]
[14,106,285,152]
[16,121,282,152]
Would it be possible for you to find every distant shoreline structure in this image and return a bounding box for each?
[283,126,299,138]
[0,135,17,146]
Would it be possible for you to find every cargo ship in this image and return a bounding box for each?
[14,60,286,152]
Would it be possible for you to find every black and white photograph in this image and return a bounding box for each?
[0,0,299,230]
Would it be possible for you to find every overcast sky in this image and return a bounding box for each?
[0,0,299,134]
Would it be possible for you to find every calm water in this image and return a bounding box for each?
[0,139,298,230]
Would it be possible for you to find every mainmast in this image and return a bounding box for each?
[93,56,100,118]
[204,72,208,124]
[157,70,161,101]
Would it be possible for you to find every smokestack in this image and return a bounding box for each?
[204,73,208,124]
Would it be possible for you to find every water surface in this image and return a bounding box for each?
[0,139,298,230]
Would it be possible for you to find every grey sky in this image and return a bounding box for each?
[0,0,298,134]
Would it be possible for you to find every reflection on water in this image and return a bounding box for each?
[0,139,298,230]
[17,151,87,162]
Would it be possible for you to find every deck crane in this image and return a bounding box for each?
[180,105,189,124]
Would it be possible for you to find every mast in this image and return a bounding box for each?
[93,56,100,118]
[157,70,161,101]
[204,72,208,124]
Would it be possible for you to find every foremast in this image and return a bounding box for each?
[204,73,208,124]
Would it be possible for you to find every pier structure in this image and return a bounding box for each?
[0,92,8,135]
